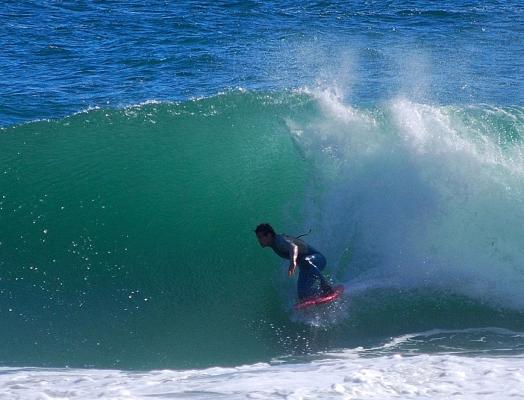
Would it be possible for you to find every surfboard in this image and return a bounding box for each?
[294,285,344,310]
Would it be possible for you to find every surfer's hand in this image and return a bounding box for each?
[288,263,296,276]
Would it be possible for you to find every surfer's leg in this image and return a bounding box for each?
[303,254,333,295]
[297,266,318,300]
[297,254,333,299]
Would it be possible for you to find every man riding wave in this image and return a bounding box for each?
[255,223,334,300]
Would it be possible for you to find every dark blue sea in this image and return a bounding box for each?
[3,1,523,126]
[1,1,524,398]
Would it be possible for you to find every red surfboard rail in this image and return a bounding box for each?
[294,285,344,310]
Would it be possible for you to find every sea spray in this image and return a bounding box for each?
[291,89,524,309]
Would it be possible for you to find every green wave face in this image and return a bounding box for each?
[0,92,313,368]
[2,91,524,369]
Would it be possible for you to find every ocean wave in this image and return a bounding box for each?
[1,90,524,369]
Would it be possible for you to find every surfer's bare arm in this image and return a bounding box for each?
[288,242,299,276]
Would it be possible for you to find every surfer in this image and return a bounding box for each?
[254,223,334,300]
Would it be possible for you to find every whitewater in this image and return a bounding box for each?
[2,355,524,399]
[3,329,524,399]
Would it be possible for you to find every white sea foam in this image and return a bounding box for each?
[2,351,524,399]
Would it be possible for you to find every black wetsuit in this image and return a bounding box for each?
[270,234,331,300]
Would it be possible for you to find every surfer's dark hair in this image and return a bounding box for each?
[254,223,275,237]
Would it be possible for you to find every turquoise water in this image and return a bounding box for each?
[2,91,524,370]
[2,1,524,375]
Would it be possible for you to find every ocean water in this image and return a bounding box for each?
[2,1,524,398]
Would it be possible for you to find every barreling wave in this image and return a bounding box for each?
[1,89,524,369]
